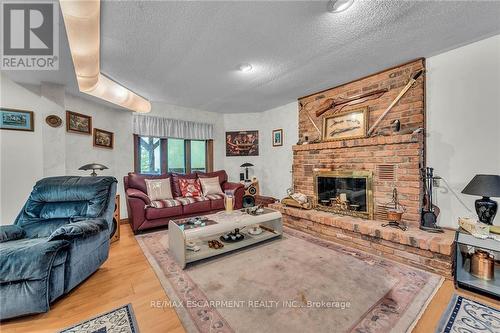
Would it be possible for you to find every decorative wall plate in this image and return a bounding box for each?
[46,115,62,128]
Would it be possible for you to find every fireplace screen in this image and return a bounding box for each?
[314,171,373,219]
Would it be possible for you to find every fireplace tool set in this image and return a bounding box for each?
[420,167,444,233]
[382,188,407,231]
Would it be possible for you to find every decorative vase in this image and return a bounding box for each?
[471,249,495,280]
[224,191,235,213]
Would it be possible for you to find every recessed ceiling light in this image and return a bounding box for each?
[239,63,253,73]
[327,0,354,13]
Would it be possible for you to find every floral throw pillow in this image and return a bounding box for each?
[179,178,203,197]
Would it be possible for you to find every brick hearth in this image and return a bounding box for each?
[271,203,454,278]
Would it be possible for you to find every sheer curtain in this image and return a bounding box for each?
[132,114,214,140]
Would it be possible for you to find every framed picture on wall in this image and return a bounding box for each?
[272,128,283,147]
[322,107,368,141]
[66,110,92,134]
[93,128,114,149]
[226,130,259,156]
[0,108,34,131]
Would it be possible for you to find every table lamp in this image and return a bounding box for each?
[462,174,500,225]
[79,163,108,177]
[240,162,254,181]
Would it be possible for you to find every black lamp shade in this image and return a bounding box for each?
[240,163,254,181]
[79,163,108,177]
[461,175,500,197]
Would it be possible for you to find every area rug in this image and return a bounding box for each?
[136,227,443,333]
[435,294,500,333]
[58,304,139,333]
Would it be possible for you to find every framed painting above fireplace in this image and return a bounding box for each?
[314,170,374,219]
[322,107,368,141]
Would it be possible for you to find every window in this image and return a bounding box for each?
[134,135,213,174]
[138,136,162,174]
[167,138,185,173]
[190,140,206,172]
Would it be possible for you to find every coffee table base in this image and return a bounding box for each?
[168,211,282,268]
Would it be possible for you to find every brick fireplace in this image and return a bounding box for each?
[269,59,455,278]
[294,133,423,226]
[295,59,426,227]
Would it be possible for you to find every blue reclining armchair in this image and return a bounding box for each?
[0,176,117,320]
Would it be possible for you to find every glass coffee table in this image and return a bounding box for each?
[168,208,282,268]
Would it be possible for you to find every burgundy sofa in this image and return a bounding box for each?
[124,170,244,233]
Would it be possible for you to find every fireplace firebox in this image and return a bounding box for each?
[314,171,374,219]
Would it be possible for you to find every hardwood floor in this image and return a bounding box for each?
[413,278,498,333]
[1,223,497,333]
[1,224,185,333]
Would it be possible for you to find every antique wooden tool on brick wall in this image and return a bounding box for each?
[313,88,388,117]
[367,69,424,136]
[298,101,322,140]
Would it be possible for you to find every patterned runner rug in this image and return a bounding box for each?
[436,294,500,333]
[58,304,139,333]
[137,227,443,333]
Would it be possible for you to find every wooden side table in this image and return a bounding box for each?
[111,195,120,243]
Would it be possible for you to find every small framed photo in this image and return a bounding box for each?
[323,107,368,141]
[0,108,34,131]
[272,128,283,147]
[93,128,114,149]
[66,110,92,134]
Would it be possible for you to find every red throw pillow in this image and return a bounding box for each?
[179,178,202,197]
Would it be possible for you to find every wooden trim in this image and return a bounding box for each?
[298,57,425,100]
[66,110,92,134]
[206,139,214,172]
[185,139,191,174]
[120,218,129,225]
[160,139,168,174]
[0,108,34,131]
[133,134,139,172]
[93,128,114,149]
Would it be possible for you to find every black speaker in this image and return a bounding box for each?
[247,185,257,195]
[242,195,256,208]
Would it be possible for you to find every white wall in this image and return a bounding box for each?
[0,74,134,223]
[223,102,298,199]
[64,94,134,219]
[0,75,223,222]
[1,76,52,224]
[427,34,500,228]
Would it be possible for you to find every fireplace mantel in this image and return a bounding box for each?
[293,133,423,152]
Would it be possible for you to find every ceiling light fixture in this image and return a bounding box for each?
[60,0,151,113]
[238,63,253,73]
[327,0,354,13]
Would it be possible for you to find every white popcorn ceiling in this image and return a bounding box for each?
[6,0,500,113]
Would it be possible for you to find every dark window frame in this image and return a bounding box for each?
[133,135,213,174]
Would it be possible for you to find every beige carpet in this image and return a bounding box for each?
[137,227,442,333]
